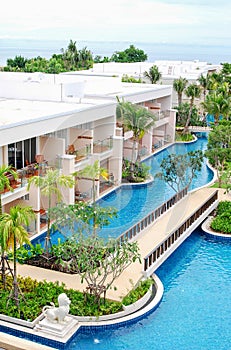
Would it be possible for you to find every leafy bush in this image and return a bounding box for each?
[175,132,194,142]
[0,276,122,320]
[122,278,154,306]
[7,243,44,264]
[122,159,151,182]
[215,201,231,216]
[210,201,231,234]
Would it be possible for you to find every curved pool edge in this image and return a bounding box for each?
[201,216,231,241]
[0,275,164,350]
[76,274,163,328]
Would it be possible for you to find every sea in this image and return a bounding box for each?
[0,38,231,66]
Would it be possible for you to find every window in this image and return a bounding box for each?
[8,137,36,169]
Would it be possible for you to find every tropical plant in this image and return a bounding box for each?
[116,98,156,173]
[197,74,209,102]
[210,201,231,234]
[156,150,204,193]
[74,160,109,235]
[49,201,118,237]
[122,74,142,83]
[0,276,123,319]
[175,102,202,127]
[184,83,201,132]
[143,65,162,84]
[202,91,231,125]
[75,160,108,204]
[56,233,141,306]
[0,205,35,307]
[122,278,154,306]
[173,77,188,106]
[122,159,150,182]
[205,120,231,187]
[0,165,18,289]
[27,169,75,254]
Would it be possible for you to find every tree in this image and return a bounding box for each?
[54,233,141,306]
[6,55,28,70]
[184,83,201,132]
[49,201,118,237]
[76,160,108,204]
[0,165,18,289]
[27,169,75,255]
[201,91,231,125]
[205,121,231,187]
[156,150,204,193]
[116,98,156,173]
[173,77,188,106]
[110,45,147,63]
[198,74,209,102]
[75,160,109,236]
[0,205,35,307]
[176,103,201,127]
[143,65,162,84]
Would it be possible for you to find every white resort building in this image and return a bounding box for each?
[0,71,176,234]
[91,60,221,106]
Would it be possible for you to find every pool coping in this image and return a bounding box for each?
[201,216,231,240]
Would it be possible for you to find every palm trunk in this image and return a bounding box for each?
[92,179,97,237]
[45,195,52,256]
[13,234,19,308]
[130,139,138,174]
[183,100,194,134]
[0,196,6,289]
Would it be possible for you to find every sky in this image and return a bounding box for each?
[0,0,230,45]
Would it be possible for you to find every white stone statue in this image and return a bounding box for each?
[42,293,71,324]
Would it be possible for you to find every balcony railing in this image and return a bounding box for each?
[93,137,113,154]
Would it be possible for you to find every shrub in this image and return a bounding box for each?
[210,201,231,234]
[0,276,123,320]
[122,278,154,306]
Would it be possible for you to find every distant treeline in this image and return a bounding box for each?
[2,40,148,74]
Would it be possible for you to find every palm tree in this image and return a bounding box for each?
[27,169,75,255]
[184,83,201,132]
[76,160,108,204]
[173,77,188,106]
[202,92,231,125]
[143,65,162,84]
[198,74,209,102]
[0,165,18,289]
[0,205,34,307]
[116,98,156,171]
[75,160,109,236]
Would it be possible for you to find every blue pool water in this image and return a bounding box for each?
[66,228,231,350]
[33,135,213,247]
[13,134,231,349]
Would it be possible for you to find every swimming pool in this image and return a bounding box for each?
[66,228,231,350]
[33,135,214,246]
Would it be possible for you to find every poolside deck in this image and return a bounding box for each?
[14,187,223,302]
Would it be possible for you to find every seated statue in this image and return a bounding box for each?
[42,293,71,324]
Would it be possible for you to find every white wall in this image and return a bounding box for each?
[40,136,65,165]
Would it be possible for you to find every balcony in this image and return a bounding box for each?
[66,144,91,164]
[93,137,113,154]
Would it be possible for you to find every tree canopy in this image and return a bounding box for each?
[205,120,231,187]
[4,40,94,73]
[110,45,147,63]
[156,150,204,193]
[143,65,162,84]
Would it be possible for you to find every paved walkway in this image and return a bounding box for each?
[15,187,225,302]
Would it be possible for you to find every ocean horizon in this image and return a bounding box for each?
[0,38,231,66]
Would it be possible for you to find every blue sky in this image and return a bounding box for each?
[0,0,230,45]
